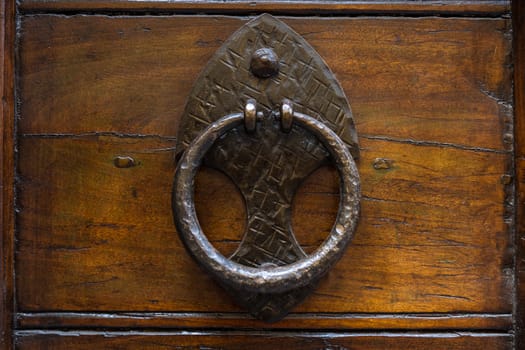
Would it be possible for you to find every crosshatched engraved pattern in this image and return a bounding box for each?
[175,14,360,321]
[178,14,358,156]
[205,118,330,268]
[202,116,332,322]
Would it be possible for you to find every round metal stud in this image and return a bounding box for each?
[250,48,279,79]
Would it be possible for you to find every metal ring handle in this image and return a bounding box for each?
[173,111,360,294]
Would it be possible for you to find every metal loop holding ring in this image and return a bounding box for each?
[172,104,360,294]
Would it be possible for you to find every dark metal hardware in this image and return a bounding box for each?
[250,47,280,79]
[172,14,361,322]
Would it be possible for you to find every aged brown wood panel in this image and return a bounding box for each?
[16,312,513,331]
[15,11,513,330]
[16,332,512,350]
[16,135,512,314]
[14,332,514,350]
[513,0,525,347]
[1,0,16,348]
[18,16,512,151]
[18,0,510,16]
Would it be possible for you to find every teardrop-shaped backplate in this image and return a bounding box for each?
[175,14,359,322]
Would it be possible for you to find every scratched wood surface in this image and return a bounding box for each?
[18,0,511,15]
[513,1,525,347]
[0,0,15,348]
[14,332,514,350]
[16,14,513,321]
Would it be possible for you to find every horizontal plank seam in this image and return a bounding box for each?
[15,312,513,331]
[17,4,511,18]
[17,311,512,318]
[13,330,514,337]
[16,12,511,19]
[360,134,509,154]
[20,132,177,141]
[16,311,513,319]
[20,132,508,155]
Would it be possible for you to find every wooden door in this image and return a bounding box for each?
[1,0,525,349]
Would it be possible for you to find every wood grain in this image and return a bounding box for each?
[1,0,16,348]
[18,0,510,16]
[15,13,513,329]
[14,331,514,350]
[513,0,525,347]
[16,135,512,314]
[18,16,512,151]
[16,312,513,331]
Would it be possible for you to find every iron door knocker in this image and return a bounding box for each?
[172,14,360,322]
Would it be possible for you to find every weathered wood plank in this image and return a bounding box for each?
[18,0,511,16]
[16,312,513,331]
[513,0,525,347]
[1,0,16,348]
[14,331,514,350]
[18,16,512,151]
[16,135,512,314]
[15,13,514,331]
